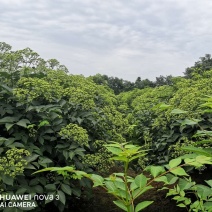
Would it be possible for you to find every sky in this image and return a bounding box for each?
[1,0,212,82]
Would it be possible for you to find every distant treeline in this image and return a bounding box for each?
[90,54,212,94]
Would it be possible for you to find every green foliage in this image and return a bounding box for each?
[118,71,212,167]
[166,177,212,211]
[1,41,212,211]
[59,123,89,146]
[178,96,212,159]
[169,137,196,158]
[35,142,212,212]
[0,148,30,178]
[166,97,212,211]
[34,142,154,212]
[0,42,130,211]
[168,75,212,116]
[90,74,173,94]
[83,140,114,172]
[184,54,212,78]
[90,74,135,94]
[153,155,212,212]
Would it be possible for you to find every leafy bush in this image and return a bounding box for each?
[118,72,212,167]
[35,142,212,212]
[1,41,212,211]
[0,43,129,211]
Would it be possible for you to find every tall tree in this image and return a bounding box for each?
[0,42,68,86]
[135,77,154,89]
[184,54,212,78]
[90,74,135,94]
[155,75,173,86]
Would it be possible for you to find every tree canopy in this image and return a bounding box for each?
[0,42,211,212]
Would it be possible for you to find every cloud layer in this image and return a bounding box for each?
[1,0,212,81]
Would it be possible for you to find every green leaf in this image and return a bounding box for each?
[184,158,200,167]
[106,147,122,155]
[2,175,14,185]
[178,178,194,190]
[110,156,128,162]
[34,185,43,193]
[205,180,212,187]
[16,187,27,195]
[114,173,124,177]
[26,154,40,163]
[195,130,212,137]
[171,109,188,114]
[177,203,186,208]
[77,117,83,124]
[45,192,55,204]
[90,174,104,187]
[129,153,146,162]
[16,119,30,128]
[72,188,81,197]
[130,181,138,190]
[132,188,141,199]
[57,202,65,212]
[56,143,70,149]
[114,181,125,190]
[184,198,191,205]
[181,119,200,126]
[0,116,17,123]
[170,167,188,176]
[132,185,153,199]
[0,84,12,93]
[61,184,72,195]
[51,166,75,172]
[195,184,212,199]
[32,167,55,175]
[57,190,66,205]
[135,201,153,212]
[29,178,39,186]
[69,151,75,159]
[116,189,128,199]
[59,99,67,107]
[113,200,127,211]
[105,181,116,192]
[159,103,171,110]
[125,144,137,149]
[25,163,36,169]
[169,158,182,168]
[154,176,168,184]
[5,138,14,146]
[195,139,212,145]
[40,158,53,164]
[195,155,212,164]
[38,120,50,127]
[45,184,56,190]
[13,142,25,148]
[63,150,69,160]
[146,166,165,178]
[105,142,126,147]
[5,123,14,131]
[166,189,178,197]
[204,201,212,210]
[134,174,147,188]
[166,174,179,185]
[69,143,79,150]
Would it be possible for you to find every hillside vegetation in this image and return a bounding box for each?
[0,42,211,212]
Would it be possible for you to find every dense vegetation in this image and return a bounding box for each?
[0,42,211,212]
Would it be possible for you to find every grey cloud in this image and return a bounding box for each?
[1,0,212,81]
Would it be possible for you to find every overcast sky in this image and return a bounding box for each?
[1,0,212,81]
